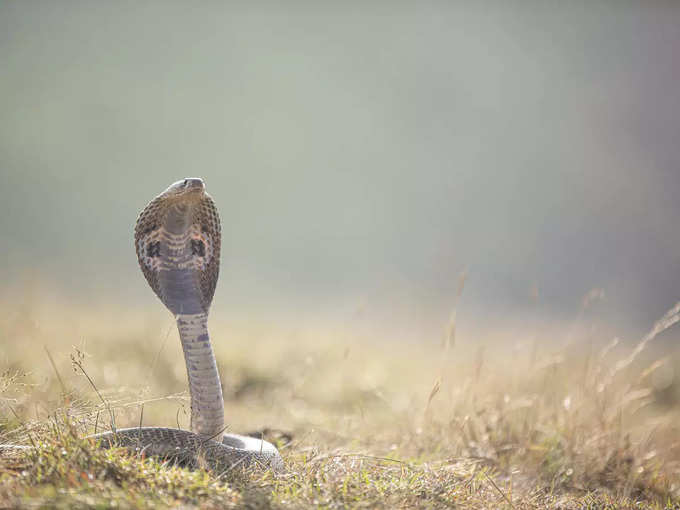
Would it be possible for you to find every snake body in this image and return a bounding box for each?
[1,178,282,472]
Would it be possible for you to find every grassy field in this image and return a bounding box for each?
[0,288,679,509]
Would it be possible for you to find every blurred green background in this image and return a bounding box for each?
[2,1,679,338]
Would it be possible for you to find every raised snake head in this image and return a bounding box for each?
[160,178,206,201]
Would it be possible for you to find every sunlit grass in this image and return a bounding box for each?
[0,287,678,508]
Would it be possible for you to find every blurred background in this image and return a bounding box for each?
[2,1,680,344]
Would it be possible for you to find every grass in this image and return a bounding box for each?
[0,287,679,509]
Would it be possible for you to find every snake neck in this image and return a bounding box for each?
[176,312,225,440]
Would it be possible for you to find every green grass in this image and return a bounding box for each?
[1,289,679,509]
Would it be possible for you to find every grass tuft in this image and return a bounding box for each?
[0,291,679,508]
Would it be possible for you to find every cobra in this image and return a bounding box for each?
[1,178,283,472]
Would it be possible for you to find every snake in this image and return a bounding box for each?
[1,178,283,472]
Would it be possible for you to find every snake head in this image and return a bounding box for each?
[161,178,206,202]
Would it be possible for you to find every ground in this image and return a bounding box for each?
[0,289,678,509]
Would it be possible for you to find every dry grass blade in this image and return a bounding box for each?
[615,301,680,373]
[71,356,116,433]
[425,378,441,417]
[444,268,468,352]
[483,471,516,510]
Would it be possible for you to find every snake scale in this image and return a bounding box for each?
[1,178,283,472]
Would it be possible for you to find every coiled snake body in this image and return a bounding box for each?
[1,178,283,472]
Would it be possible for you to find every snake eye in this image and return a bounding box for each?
[183,179,189,186]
